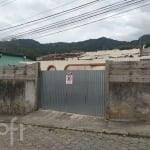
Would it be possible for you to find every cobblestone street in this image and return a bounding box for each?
[0,124,150,150]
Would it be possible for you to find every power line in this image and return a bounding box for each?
[22,0,141,35]
[0,0,102,31]
[6,0,149,39]
[35,2,150,39]
[2,0,83,28]
[3,0,117,35]
[7,0,131,37]
[20,0,83,22]
[0,0,16,7]
[0,0,82,29]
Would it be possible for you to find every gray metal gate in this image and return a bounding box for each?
[40,70,105,116]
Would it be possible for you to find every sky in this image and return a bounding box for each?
[0,0,150,43]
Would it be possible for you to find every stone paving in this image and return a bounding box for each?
[0,124,150,150]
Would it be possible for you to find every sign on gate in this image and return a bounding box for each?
[66,73,73,85]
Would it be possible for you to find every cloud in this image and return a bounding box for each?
[0,0,150,43]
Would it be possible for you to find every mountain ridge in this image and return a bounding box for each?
[0,34,150,59]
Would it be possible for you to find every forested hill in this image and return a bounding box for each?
[0,35,150,59]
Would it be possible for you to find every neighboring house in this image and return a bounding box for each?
[22,49,140,71]
[40,59,106,71]
[36,52,106,70]
[0,54,32,66]
[30,49,140,71]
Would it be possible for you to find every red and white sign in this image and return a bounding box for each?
[66,74,73,85]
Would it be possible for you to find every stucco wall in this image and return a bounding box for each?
[0,63,39,115]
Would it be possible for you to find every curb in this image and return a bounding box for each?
[21,122,150,139]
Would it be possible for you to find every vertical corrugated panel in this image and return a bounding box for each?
[40,70,105,116]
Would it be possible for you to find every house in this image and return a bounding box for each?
[22,49,140,71]
[0,53,33,66]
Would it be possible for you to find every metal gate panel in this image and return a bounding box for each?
[40,71,105,116]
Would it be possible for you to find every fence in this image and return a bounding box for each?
[106,60,150,120]
[0,63,39,115]
[141,47,150,56]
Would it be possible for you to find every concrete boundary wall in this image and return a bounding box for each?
[141,47,150,56]
[0,63,40,115]
[106,60,150,121]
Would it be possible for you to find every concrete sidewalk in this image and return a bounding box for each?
[1,110,150,138]
[17,110,150,138]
